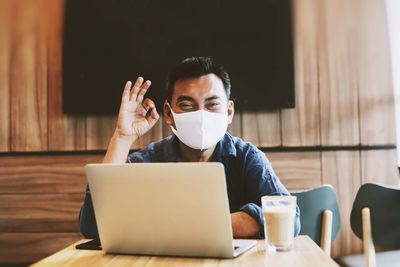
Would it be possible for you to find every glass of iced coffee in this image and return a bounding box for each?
[261,195,297,252]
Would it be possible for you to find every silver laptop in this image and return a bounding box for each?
[85,162,257,258]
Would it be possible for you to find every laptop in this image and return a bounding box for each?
[85,162,257,258]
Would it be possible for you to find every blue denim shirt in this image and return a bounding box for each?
[79,133,301,239]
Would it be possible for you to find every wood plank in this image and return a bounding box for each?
[357,0,396,145]
[0,194,84,233]
[86,115,163,151]
[321,151,362,257]
[86,116,163,151]
[10,0,48,151]
[227,110,242,137]
[318,0,359,146]
[0,233,82,264]
[0,218,80,233]
[31,236,339,267]
[47,0,86,151]
[0,155,101,193]
[268,151,322,190]
[241,110,281,147]
[361,149,399,185]
[0,0,13,152]
[0,194,84,219]
[86,115,117,150]
[86,95,163,150]
[281,0,320,146]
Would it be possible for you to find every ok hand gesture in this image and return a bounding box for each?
[115,77,160,141]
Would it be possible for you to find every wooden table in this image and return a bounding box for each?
[32,235,339,267]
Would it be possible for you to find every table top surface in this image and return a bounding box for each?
[32,235,339,267]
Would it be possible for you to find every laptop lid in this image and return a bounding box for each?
[85,162,254,258]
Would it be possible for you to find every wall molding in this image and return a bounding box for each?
[0,144,396,157]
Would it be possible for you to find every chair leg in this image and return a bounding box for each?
[321,210,332,256]
[362,207,376,267]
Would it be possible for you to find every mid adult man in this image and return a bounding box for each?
[79,57,300,239]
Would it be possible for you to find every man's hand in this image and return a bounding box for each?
[231,211,260,238]
[116,77,160,142]
[103,77,159,163]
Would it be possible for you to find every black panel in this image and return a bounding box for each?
[62,0,294,115]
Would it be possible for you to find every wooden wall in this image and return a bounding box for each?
[0,0,398,265]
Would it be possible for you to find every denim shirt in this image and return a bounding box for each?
[79,133,301,239]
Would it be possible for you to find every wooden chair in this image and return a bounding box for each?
[292,184,340,256]
[337,183,400,267]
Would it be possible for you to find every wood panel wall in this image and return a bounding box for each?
[0,0,398,265]
[0,0,396,150]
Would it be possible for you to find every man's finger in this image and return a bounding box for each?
[145,104,159,124]
[142,98,155,110]
[121,81,132,103]
[142,98,159,119]
[136,104,148,117]
[130,77,144,100]
[136,80,151,103]
[150,105,159,120]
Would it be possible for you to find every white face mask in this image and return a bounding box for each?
[168,105,229,150]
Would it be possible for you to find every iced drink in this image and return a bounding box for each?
[262,195,296,251]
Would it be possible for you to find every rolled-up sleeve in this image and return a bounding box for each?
[241,147,301,238]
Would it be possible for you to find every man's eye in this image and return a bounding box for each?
[179,103,192,107]
[207,102,221,108]
[177,103,195,110]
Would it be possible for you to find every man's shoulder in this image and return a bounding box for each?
[224,133,261,157]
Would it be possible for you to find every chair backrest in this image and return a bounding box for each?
[350,183,400,249]
[292,184,340,245]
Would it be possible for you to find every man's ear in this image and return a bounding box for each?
[163,102,174,126]
[227,100,234,124]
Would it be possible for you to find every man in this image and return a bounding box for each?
[79,57,300,239]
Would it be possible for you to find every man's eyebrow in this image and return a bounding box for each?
[205,95,221,101]
[176,95,195,102]
[176,95,222,102]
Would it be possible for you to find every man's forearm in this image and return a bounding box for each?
[103,131,136,163]
[231,211,260,238]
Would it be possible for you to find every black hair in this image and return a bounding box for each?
[166,57,231,103]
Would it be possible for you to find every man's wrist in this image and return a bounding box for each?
[112,131,137,146]
[102,131,136,163]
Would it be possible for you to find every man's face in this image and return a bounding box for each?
[164,73,234,126]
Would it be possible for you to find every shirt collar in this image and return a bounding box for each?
[212,133,237,159]
[163,133,237,162]
[163,135,183,162]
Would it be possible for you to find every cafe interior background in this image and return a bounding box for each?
[0,0,399,266]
